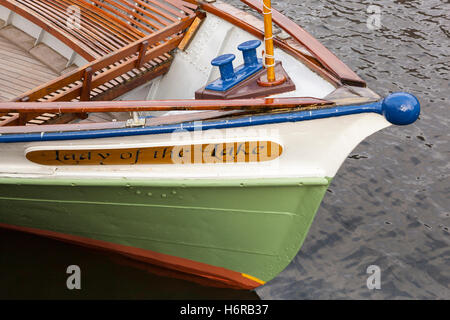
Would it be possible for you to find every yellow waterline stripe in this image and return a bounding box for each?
[241,273,266,285]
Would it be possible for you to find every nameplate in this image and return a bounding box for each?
[26,141,283,165]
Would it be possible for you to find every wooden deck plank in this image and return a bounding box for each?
[0,56,60,78]
[0,35,58,102]
[0,71,45,89]
[0,51,61,76]
[0,64,56,86]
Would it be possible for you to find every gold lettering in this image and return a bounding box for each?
[120,152,133,160]
[26,141,283,166]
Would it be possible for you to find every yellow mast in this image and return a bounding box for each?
[262,0,276,82]
[259,0,286,86]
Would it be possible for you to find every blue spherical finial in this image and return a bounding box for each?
[381,92,421,125]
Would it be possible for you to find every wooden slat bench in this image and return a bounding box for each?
[0,0,197,60]
[0,0,200,126]
[11,15,198,125]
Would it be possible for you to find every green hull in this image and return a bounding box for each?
[0,177,330,285]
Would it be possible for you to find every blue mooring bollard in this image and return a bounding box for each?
[206,40,264,92]
[211,53,237,82]
[238,40,262,68]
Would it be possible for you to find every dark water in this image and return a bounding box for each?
[251,0,450,299]
[0,228,259,299]
[1,0,448,299]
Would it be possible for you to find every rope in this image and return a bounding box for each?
[262,1,275,68]
[262,1,272,15]
[262,51,275,68]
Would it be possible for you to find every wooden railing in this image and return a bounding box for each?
[1,14,198,125]
[14,16,196,103]
[0,97,334,114]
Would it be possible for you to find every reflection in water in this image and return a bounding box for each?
[0,229,259,300]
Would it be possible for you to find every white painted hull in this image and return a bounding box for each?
[0,112,390,180]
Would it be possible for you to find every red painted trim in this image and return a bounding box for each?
[0,222,261,290]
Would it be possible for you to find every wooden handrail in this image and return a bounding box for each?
[0,110,246,134]
[42,37,181,102]
[0,97,334,114]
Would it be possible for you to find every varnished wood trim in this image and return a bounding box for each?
[0,110,245,134]
[90,60,173,102]
[12,15,196,103]
[178,12,206,51]
[0,97,334,114]
[0,113,19,127]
